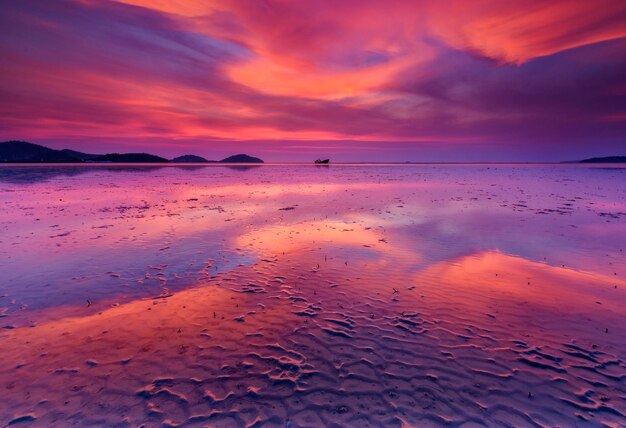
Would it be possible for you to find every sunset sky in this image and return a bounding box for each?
[1,0,625,161]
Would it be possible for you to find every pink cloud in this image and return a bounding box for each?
[0,0,625,161]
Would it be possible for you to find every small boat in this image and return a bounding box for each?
[314,158,330,164]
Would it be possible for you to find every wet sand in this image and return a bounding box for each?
[0,164,625,426]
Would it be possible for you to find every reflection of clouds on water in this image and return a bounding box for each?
[1,164,624,317]
[0,164,265,184]
[0,164,625,426]
[0,165,166,184]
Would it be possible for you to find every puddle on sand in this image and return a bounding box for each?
[0,164,625,426]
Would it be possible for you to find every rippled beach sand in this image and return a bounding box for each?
[0,164,625,427]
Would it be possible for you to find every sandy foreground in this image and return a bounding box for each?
[0,164,625,426]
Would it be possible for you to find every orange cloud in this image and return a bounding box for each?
[2,0,625,159]
[428,0,626,63]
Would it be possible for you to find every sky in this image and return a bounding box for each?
[1,0,625,162]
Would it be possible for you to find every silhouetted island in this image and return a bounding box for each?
[0,141,264,164]
[0,141,167,163]
[96,153,169,163]
[0,141,81,162]
[59,149,101,161]
[171,155,210,163]
[578,156,626,163]
[220,154,264,163]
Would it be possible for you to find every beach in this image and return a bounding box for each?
[0,164,625,426]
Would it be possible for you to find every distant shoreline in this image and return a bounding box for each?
[2,161,625,166]
[1,141,624,165]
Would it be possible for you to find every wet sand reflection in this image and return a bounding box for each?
[0,164,624,426]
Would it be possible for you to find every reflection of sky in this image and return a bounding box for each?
[0,164,624,321]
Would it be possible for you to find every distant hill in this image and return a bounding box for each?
[171,154,210,163]
[96,153,169,163]
[220,154,264,163]
[578,156,626,163]
[1,141,264,164]
[0,141,96,162]
[0,140,68,162]
[60,149,100,161]
[172,153,265,163]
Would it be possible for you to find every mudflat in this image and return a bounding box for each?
[0,163,624,426]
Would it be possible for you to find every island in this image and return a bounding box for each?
[95,153,169,163]
[578,156,626,163]
[0,140,81,163]
[220,154,264,163]
[171,155,210,163]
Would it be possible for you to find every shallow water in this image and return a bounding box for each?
[0,164,625,427]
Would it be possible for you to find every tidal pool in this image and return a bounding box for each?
[0,164,625,427]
